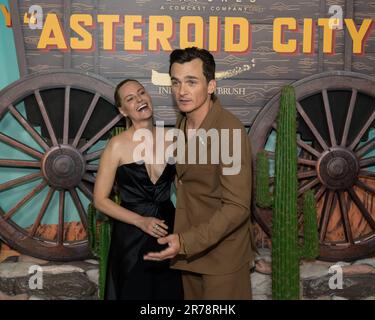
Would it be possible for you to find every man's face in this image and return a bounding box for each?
[170,58,216,114]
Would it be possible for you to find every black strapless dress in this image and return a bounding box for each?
[104,162,183,300]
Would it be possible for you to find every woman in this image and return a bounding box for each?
[93,79,183,300]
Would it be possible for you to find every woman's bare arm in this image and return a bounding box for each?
[93,136,168,237]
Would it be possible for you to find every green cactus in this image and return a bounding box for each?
[87,203,112,299]
[302,190,319,260]
[255,86,319,300]
[255,151,273,208]
[273,85,299,300]
[98,220,111,300]
[87,203,99,256]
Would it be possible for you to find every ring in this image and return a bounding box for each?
[153,224,158,229]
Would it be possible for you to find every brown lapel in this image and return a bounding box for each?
[176,98,222,178]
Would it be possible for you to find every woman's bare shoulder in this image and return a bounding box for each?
[106,130,136,164]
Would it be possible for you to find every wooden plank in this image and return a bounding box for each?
[354,0,375,21]
[318,0,326,72]
[344,0,354,71]
[10,0,28,76]
[75,0,322,21]
[71,53,95,73]
[352,55,375,76]
[19,0,64,19]
[98,49,318,80]
[324,53,345,71]
[63,0,71,68]
[93,0,99,74]
[26,51,64,73]
[71,0,94,13]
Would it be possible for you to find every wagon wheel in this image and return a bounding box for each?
[0,70,122,261]
[250,71,375,261]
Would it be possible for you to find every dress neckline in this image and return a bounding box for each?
[118,161,171,186]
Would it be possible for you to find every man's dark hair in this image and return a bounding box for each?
[169,47,216,83]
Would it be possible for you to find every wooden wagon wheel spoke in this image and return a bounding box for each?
[0,132,44,159]
[86,164,98,172]
[322,90,338,147]
[297,170,317,179]
[3,181,47,221]
[315,185,326,203]
[319,191,336,242]
[30,187,55,237]
[72,92,101,148]
[69,188,88,230]
[338,191,354,245]
[356,138,375,158]
[0,159,40,168]
[298,158,317,167]
[34,90,59,147]
[8,104,50,151]
[82,173,96,184]
[266,150,316,167]
[348,187,375,231]
[360,170,375,179]
[0,172,42,192]
[297,139,321,158]
[297,178,320,196]
[57,191,65,245]
[360,157,375,168]
[349,110,375,151]
[78,182,93,200]
[84,149,104,161]
[341,89,357,147]
[297,102,329,150]
[80,114,122,153]
[63,86,71,145]
[355,179,375,195]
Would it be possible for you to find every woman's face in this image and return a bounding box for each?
[117,81,153,123]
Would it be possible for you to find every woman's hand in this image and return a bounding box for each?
[135,217,169,238]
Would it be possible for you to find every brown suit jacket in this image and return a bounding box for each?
[171,98,255,275]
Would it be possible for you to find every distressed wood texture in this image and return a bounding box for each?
[10,0,375,125]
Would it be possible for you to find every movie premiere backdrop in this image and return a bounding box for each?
[0,0,374,262]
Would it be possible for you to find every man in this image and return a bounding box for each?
[144,47,255,299]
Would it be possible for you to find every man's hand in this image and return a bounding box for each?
[143,233,180,261]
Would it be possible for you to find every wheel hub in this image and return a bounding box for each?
[317,147,359,190]
[42,145,86,189]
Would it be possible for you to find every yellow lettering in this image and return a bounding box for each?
[124,15,143,51]
[149,16,173,51]
[225,17,249,52]
[70,14,93,50]
[37,14,67,50]
[273,18,297,53]
[208,16,219,52]
[180,16,204,48]
[345,19,373,54]
[97,15,120,51]
[303,18,314,53]
[0,4,11,27]
[318,18,335,54]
